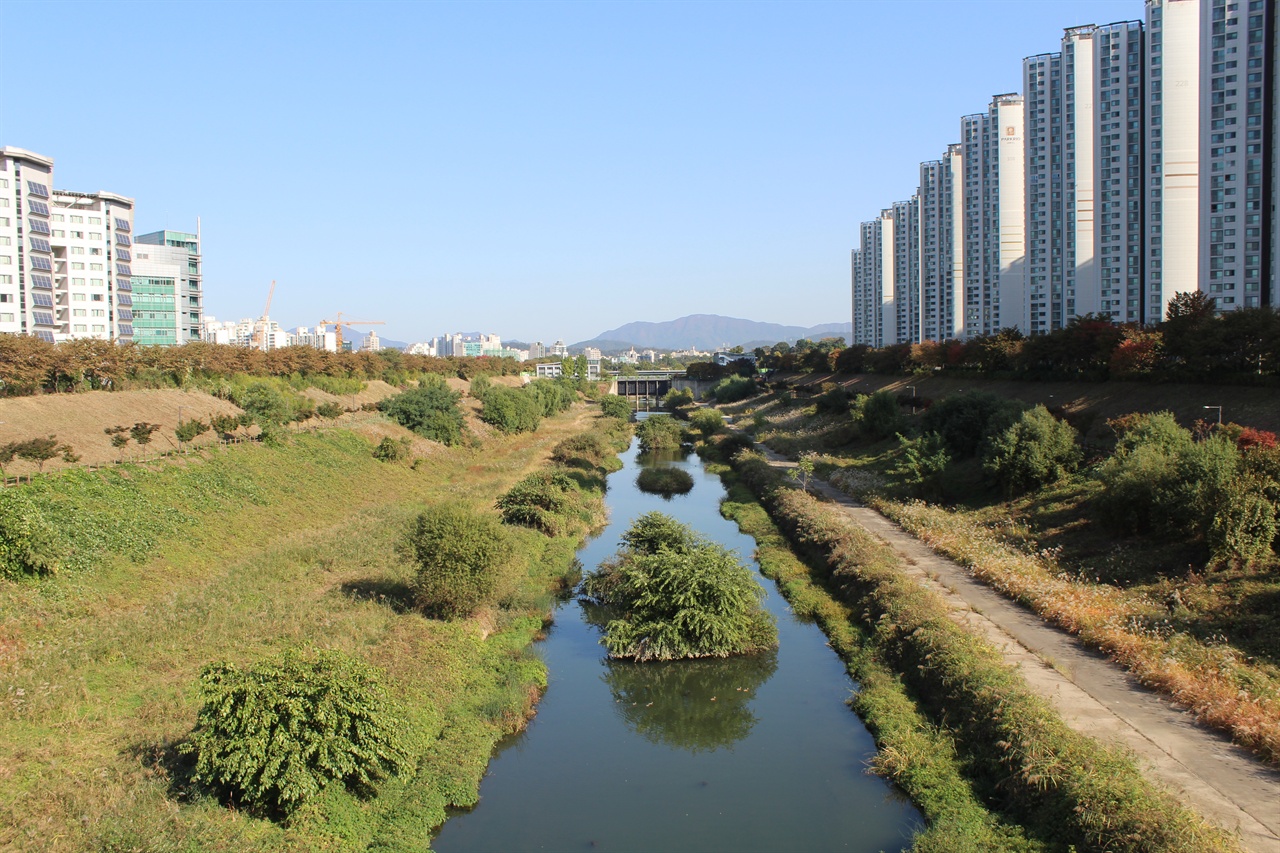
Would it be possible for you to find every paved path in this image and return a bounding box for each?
[752,442,1280,852]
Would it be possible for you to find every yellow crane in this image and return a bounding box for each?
[251,280,277,351]
[318,312,386,351]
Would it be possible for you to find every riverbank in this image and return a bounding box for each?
[0,404,618,851]
[701,433,1247,852]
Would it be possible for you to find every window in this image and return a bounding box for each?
[88,217,101,225]
[73,324,87,333]
[91,293,104,301]
[51,213,64,222]
[73,308,86,317]
[0,217,8,226]
[0,292,10,300]
[71,262,85,270]
[0,314,13,323]
[91,309,105,317]
[70,231,84,238]
[72,277,85,286]
[90,248,101,255]
[0,237,8,246]
[52,230,65,237]
[72,293,86,301]
[71,246,84,255]
[92,325,105,333]
[90,279,103,287]
[70,215,83,223]
[0,276,10,285]
[90,263,102,271]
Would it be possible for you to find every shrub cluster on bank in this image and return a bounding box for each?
[724,448,1237,852]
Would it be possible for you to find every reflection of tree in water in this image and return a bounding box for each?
[637,448,689,466]
[602,651,777,753]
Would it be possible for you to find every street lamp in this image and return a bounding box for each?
[1204,405,1222,425]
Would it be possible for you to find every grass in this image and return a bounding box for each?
[0,402,616,851]
[718,444,1239,853]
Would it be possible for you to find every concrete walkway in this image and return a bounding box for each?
[752,442,1280,852]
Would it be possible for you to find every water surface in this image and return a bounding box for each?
[432,440,921,852]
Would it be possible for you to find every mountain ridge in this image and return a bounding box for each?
[572,314,851,352]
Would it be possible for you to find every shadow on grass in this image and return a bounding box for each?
[340,578,416,613]
[126,736,202,804]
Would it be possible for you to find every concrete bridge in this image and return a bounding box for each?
[608,371,716,408]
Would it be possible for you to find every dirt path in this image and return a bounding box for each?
[751,442,1280,852]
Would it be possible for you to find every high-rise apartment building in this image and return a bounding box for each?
[135,228,203,345]
[852,0,1278,345]
[1,146,198,345]
[892,197,921,343]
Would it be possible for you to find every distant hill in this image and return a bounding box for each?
[573,315,852,352]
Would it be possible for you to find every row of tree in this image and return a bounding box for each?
[755,296,1280,381]
[0,335,522,398]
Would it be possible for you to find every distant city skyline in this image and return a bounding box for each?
[3,0,1141,344]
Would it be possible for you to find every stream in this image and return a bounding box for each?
[431,437,922,852]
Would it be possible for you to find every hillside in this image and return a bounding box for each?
[779,372,1280,438]
[576,315,852,352]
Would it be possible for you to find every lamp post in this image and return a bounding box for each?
[1204,405,1222,425]
[178,406,184,425]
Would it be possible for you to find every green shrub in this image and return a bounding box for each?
[239,382,295,426]
[372,436,412,462]
[185,648,411,817]
[636,415,686,453]
[0,489,61,577]
[598,394,632,420]
[551,432,613,467]
[712,376,757,404]
[581,512,777,661]
[982,405,1081,495]
[921,391,1026,458]
[891,431,952,500]
[636,467,695,497]
[480,386,542,434]
[407,506,512,618]
[175,418,210,444]
[662,387,695,410]
[469,374,492,401]
[495,471,577,535]
[814,384,851,416]
[316,401,345,419]
[852,391,905,440]
[1208,474,1277,566]
[688,407,724,438]
[379,378,466,446]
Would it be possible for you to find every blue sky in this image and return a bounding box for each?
[3,0,1140,345]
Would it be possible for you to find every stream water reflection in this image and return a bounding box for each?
[431,438,921,852]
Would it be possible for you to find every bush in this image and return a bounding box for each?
[379,378,466,446]
[663,388,695,410]
[852,391,905,441]
[185,648,411,817]
[316,401,345,419]
[0,489,60,577]
[175,418,210,444]
[688,407,724,439]
[814,384,851,416]
[891,432,952,500]
[495,471,577,534]
[712,376,757,404]
[239,382,294,426]
[636,415,686,453]
[408,506,512,618]
[372,436,412,462]
[526,378,578,416]
[1208,475,1277,567]
[921,391,1026,458]
[636,467,695,497]
[480,386,542,434]
[581,512,777,661]
[982,405,1081,495]
[597,393,631,420]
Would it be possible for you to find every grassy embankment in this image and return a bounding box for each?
[0,400,625,852]
[698,434,1238,852]
[732,387,1280,767]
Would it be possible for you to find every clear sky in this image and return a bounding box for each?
[3,0,1141,345]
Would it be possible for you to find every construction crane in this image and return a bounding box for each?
[251,280,277,351]
[318,312,386,352]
